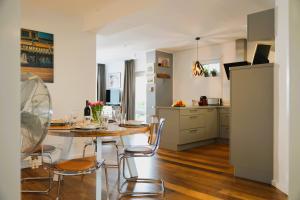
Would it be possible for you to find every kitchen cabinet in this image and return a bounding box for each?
[230,63,273,184]
[219,108,231,138]
[157,106,227,151]
[205,108,218,139]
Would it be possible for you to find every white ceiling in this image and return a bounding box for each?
[95,0,274,62]
[23,0,115,16]
[23,0,275,62]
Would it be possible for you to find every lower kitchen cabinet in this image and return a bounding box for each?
[219,108,231,139]
[205,108,218,139]
[157,106,228,151]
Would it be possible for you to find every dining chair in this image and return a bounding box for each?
[54,156,109,200]
[21,144,56,194]
[82,137,119,168]
[148,115,159,144]
[82,107,120,169]
[117,118,166,197]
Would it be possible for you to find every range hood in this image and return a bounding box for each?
[224,39,250,80]
[235,39,247,61]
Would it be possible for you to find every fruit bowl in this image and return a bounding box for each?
[172,100,186,107]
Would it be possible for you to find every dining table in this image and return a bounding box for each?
[48,122,151,200]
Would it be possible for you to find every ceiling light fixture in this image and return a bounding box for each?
[192,37,204,76]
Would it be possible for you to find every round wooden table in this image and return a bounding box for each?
[48,123,150,200]
[48,123,150,137]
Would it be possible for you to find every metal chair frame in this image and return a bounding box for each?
[54,159,109,200]
[21,147,55,194]
[83,138,120,168]
[117,118,166,197]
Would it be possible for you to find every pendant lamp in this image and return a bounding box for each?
[192,37,204,76]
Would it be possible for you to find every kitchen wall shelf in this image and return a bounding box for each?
[157,73,171,79]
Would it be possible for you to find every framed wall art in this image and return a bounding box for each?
[21,28,54,83]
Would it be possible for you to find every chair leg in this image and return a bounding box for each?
[81,143,92,181]
[104,166,110,200]
[118,156,165,197]
[117,156,124,193]
[56,175,63,200]
[45,153,53,192]
[21,153,53,194]
[82,144,89,158]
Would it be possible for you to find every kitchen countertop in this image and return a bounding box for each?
[156,105,231,110]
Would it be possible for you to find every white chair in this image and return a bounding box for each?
[54,157,109,200]
[117,118,166,197]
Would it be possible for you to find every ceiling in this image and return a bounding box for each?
[23,0,116,16]
[23,0,275,62]
[95,0,275,62]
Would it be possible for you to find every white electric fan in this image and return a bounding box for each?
[21,73,52,159]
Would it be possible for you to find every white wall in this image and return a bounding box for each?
[0,0,21,199]
[102,51,147,91]
[173,41,236,105]
[21,3,97,160]
[273,0,289,194]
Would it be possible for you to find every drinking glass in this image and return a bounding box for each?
[112,108,121,124]
[121,112,127,124]
[101,114,109,129]
[70,109,81,126]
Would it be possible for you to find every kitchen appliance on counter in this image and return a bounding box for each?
[207,98,222,106]
[198,96,222,106]
[198,96,208,106]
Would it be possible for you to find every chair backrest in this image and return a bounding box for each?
[152,118,166,152]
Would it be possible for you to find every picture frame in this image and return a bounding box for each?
[107,72,121,88]
[21,28,54,83]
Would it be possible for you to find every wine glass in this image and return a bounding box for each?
[101,114,109,129]
[112,108,121,124]
[70,109,81,126]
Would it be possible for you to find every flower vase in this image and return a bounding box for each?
[91,106,103,123]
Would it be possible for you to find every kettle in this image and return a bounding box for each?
[199,96,208,106]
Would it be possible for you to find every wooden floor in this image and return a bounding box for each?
[22,143,287,200]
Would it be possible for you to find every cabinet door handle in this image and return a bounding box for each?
[189,109,198,112]
[189,116,198,119]
[189,129,198,133]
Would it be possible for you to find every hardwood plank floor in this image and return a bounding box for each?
[21,143,287,200]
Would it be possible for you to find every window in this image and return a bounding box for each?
[202,62,221,77]
[135,71,147,121]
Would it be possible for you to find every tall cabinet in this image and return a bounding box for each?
[230,63,273,184]
[146,50,173,122]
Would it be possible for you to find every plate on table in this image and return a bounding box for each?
[74,123,100,130]
[119,121,148,128]
[50,119,66,126]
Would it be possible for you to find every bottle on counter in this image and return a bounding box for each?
[84,100,91,121]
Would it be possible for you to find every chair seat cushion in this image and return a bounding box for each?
[55,157,96,172]
[33,145,56,153]
[124,146,153,154]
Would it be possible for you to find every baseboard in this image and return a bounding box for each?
[271,179,289,195]
[271,179,277,187]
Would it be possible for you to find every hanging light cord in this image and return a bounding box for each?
[197,39,199,61]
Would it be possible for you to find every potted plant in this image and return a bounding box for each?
[204,69,210,77]
[211,69,218,77]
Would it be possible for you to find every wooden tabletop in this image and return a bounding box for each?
[48,123,150,138]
